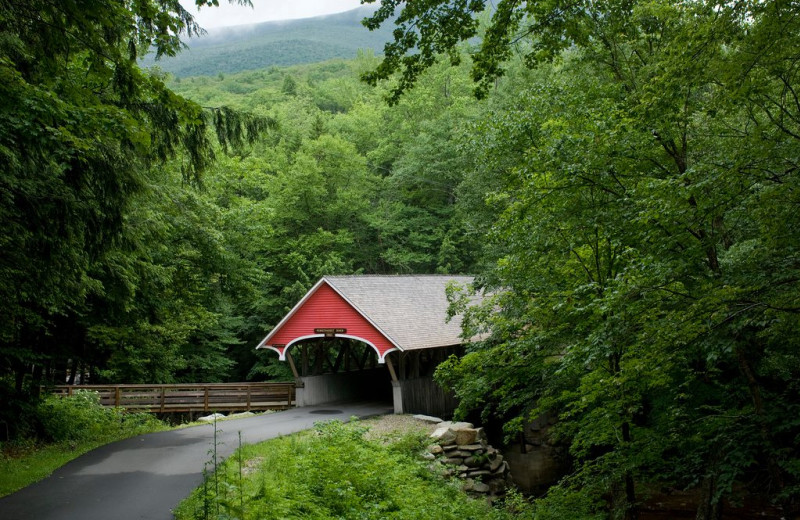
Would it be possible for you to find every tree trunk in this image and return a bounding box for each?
[67,357,78,385]
[736,348,785,491]
[30,362,43,400]
[14,360,26,394]
[695,480,723,520]
[621,421,639,520]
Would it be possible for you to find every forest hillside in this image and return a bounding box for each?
[142,6,393,77]
[2,1,799,518]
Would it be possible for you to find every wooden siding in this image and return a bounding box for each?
[267,283,396,359]
[399,377,458,419]
[49,383,295,413]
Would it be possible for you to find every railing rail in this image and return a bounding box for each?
[48,382,295,413]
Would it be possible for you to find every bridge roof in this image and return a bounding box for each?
[256,275,480,362]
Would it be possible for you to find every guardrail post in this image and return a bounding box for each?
[115,386,120,408]
[287,384,292,407]
[160,386,166,413]
[204,386,209,412]
[246,386,251,411]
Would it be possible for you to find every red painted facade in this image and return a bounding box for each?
[263,282,397,362]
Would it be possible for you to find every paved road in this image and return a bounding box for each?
[0,401,392,520]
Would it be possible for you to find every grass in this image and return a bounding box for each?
[174,417,522,520]
[0,425,168,497]
[0,408,271,497]
[0,390,169,497]
[3,411,533,518]
[0,430,151,497]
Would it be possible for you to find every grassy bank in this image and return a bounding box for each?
[0,391,167,497]
[174,416,525,520]
[1,431,161,497]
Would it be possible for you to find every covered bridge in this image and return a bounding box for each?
[256,275,482,417]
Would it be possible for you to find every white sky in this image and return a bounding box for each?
[185,0,365,29]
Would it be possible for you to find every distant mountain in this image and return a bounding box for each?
[143,6,392,77]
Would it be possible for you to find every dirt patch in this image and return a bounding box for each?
[242,456,265,476]
[362,414,439,443]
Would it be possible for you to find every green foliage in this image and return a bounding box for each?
[36,391,162,443]
[0,0,270,439]
[142,7,395,78]
[5,0,800,517]
[176,420,518,520]
[0,390,166,496]
[1,24,489,444]
[372,0,800,516]
[524,486,604,520]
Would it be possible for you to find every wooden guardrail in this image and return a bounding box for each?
[49,382,295,413]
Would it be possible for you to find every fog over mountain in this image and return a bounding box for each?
[144,6,391,77]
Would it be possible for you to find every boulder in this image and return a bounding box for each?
[450,421,475,429]
[198,413,225,423]
[489,454,504,472]
[464,456,481,468]
[473,482,490,494]
[431,421,477,445]
[413,414,444,423]
[488,479,508,495]
[424,419,513,500]
[428,444,444,455]
[452,426,480,445]
[430,426,457,446]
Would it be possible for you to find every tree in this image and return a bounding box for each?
[362,0,800,516]
[0,0,267,438]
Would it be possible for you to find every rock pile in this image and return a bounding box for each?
[418,417,512,498]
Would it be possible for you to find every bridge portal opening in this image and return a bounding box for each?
[286,338,392,406]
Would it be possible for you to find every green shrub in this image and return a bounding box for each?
[528,485,606,520]
[36,390,161,443]
[1,391,166,496]
[176,419,520,520]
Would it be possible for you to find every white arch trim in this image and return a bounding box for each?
[263,334,398,364]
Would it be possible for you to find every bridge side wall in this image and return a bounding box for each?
[396,376,458,419]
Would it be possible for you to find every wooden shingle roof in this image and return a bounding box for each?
[324,275,476,351]
[257,275,480,362]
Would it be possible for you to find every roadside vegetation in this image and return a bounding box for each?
[174,417,526,520]
[0,391,166,497]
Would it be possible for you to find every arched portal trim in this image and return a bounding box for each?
[267,334,398,364]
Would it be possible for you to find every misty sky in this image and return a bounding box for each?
[185,0,365,29]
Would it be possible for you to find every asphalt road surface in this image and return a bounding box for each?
[0,401,392,520]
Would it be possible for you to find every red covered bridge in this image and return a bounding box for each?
[256,275,482,417]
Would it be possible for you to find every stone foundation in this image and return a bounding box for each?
[421,418,513,499]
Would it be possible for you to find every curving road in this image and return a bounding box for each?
[0,401,392,520]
